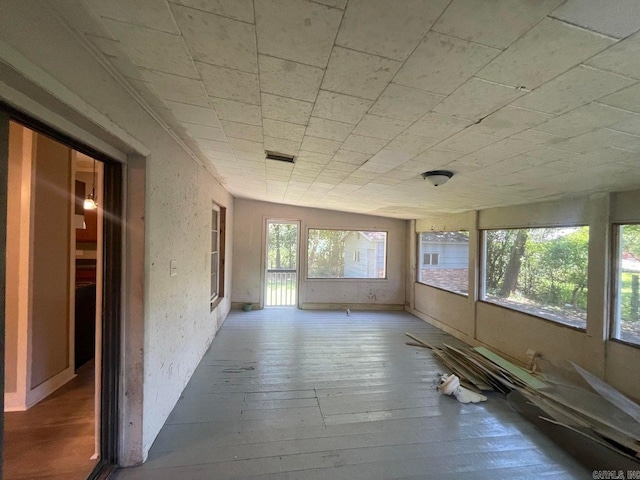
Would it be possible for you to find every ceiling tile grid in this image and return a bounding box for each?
[53,0,640,217]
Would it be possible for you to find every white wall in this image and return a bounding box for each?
[232,199,406,309]
[409,193,640,401]
[0,0,234,462]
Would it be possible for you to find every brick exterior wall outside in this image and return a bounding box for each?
[419,268,468,294]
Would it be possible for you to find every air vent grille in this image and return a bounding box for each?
[265,151,295,163]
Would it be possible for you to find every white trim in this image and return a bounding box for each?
[25,367,76,409]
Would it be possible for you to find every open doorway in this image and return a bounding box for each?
[3,120,109,479]
[265,221,299,307]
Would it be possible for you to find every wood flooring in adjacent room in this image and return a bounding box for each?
[3,361,97,480]
[115,309,590,479]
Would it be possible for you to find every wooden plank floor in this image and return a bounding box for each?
[4,361,97,480]
[115,309,589,479]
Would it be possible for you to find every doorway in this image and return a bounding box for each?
[265,221,299,307]
[1,110,122,479]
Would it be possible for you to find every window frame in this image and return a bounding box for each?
[210,202,226,311]
[306,228,388,280]
[479,225,589,330]
[416,231,469,296]
[611,223,640,347]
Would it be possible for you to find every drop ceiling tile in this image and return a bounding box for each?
[586,32,640,80]
[476,18,615,90]
[513,65,637,115]
[509,147,579,167]
[399,149,462,172]
[102,19,198,78]
[254,0,342,67]
[386,133,440,155]
[436,130,500,154]
[533,102,639,137]
[197,62,260,105]
[551,0,640,39]
[511,129,568,146]
[166,101,221,127]
[609,115,640,136]
[405,113,473,139]
[263,119,306,143]
[258,55,324,102]
[322,47,401,100]
[183,123,227,142]
[553,128,640,153]
[352,115,411,140]
[311,0,347,9]
[311,91,373,124]
[229,137,264,153]
[463,138,539,167]
[369,84,444,122]
[332,149,371,165]
[219,120,263,141]
[261,93,313,125]
[210,98,262,125]
[143,70,210,106]
[264,137,301,155]
[434,78,525,120]
[87,0,179,33]
[393,32,500,96]
[359,149,412,173]
[196,138,233,153]
[169,0,255,23]
[297,151,333,164]
[432,0,563,49]
[599,83,640,113]
[468,106,552,138]
[300,136,342,155]
[234,150,265,162]
[171,4,257,73]
[335,0,448,60]
[305,117,354,142]
[341,134,389,155]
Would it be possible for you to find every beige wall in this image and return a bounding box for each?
[410,192,640,400]
[30,133,71,388]
[232,199,406,309]
[5,122,23,393]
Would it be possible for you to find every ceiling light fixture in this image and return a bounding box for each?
[421,170,454,187]
[83,157,98,210]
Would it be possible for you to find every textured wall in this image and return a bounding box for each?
[0,1,234,460]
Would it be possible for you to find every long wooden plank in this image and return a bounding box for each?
[473,346,547,390]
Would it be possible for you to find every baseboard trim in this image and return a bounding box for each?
[26,367,76,409]
[405,307,473,344]
[4,391,27,412]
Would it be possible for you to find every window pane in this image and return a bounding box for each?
[482,227,588,328]
[417,232,468,295]
[307,229,387,279]
[614,224,640,345]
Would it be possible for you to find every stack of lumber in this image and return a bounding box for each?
[406,333,640,469]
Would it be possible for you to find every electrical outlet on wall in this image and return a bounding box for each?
[170,259,177,277]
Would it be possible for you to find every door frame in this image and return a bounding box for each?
[0,103,123,479]
[264,219,300,308]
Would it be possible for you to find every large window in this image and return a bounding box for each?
[613,224,640,345]
[210,203,226,309]
[482,227,589,328]
[417,231,469,295]
[307,229,387,279]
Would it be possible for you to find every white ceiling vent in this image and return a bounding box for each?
[265,151,295,163]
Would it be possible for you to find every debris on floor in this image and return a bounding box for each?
[437,373,487,403]
[405,332,640,469]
